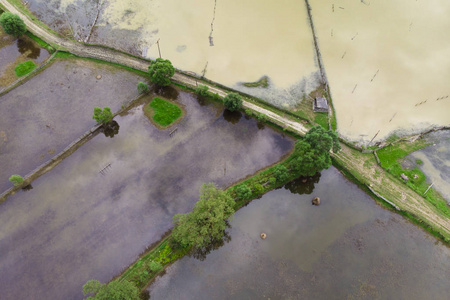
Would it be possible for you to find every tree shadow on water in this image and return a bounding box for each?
[284,173,321,195]
[189,221,232,261]
[223,110,242,125]
[102,120,120,138]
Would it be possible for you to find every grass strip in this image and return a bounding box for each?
[15,60,36,76]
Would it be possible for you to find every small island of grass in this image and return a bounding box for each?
[15,60,36,77]
[242,76,269,88]
[144,97,183,127]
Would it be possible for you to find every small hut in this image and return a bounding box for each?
[313,97,329,113]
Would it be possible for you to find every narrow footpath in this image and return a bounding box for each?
[1,0,448,240]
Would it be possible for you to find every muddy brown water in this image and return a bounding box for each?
[0,58,144,193]
[310,0,450,142]
[24,0,321,107]
[148,167,450,299]
[0,90,294,300]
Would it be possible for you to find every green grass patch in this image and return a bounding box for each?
[314,112,329,129]
[377,140,450,218]
[242,76,269,88]
[144,97,182,127]
[15,60,36,77]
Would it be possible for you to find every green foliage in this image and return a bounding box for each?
[145,97,182,127]
[305,125,341,153]
[93,107,113,124]
[416,159,423,165]
[14,60,36,77]
[235,184,252,200]
[195,84,209,96]
[149,261,163,272]
[254,184,264,194]
[82,280,140,300]
[137,82,149,94]
[289,140,331,176]
[242,76,269,88]
[244,109,253,117]
[171,183,235,250]
[314,113,328,129]
[269,177,276,185]
[223,92,242,112]
[273,165,289,182]
[0,12,27,37]
[256,113,268,122]
[9,175,24,186]
[148,58,175,87]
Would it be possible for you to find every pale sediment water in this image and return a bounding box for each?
[148,167,450,299]
[0,90,294,300]
[24,0,321,108]
[310,0,450,142]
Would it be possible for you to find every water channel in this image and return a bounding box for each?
[149,167,450,299]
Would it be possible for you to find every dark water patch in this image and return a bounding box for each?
[148,167,450,299]
[153,85,179,101]
[0,90,294,299]
[222,109,242,124]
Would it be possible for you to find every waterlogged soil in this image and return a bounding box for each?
[24,0,320,108]
[408,130,450,203]
[0,90,294,300]
[0,58,144,193]
[0,29,50,86]
[148,167,450,299]
[310,0,450,142]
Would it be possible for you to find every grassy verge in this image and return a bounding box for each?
[25,31,55,53]
[376,139,450,217]
[14,60,36,76]
[314,112,328,129]
[144,97,183,127]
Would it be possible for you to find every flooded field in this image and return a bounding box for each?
[0,90,294,299]
[0,58,143,193]
[25,0,320,107]
[408,130,450,203]
[310,0,450,142]
[149,167,450,299]
[0,29,50,87]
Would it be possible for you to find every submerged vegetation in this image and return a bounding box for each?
[242,76,269,88]
[144,97,182,127]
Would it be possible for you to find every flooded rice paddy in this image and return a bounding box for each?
[149,167,450,299]
[0,90,294,299]
[25,0,320,107]
[310,0,450,142]
[0,58,144,193]
[0,29,50,87]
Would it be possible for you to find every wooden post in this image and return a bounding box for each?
[424,183,434,195]
[157,39,162,58]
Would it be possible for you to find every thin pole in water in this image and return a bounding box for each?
[157,39,162,58]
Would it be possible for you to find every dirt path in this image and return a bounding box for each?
[1,0,447,239]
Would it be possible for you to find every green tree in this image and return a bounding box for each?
[0,12,27,37]
[148,58,175,87]
[235,184,252,200]
[9,174,24,186]
[273,165,289,182]
[223,93,242,112]
[289,140,330,176]
[305,125,341,153]
[171,183,235,251]
[137,82,149,94]
[82,280,140,300]
[93,107,113,124]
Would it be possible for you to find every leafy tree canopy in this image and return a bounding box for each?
[93,107,113,124]
[0,12,27,37]
[148,58,175,87]
[9,174,24,186]
[137,82,149,94]
[223,92,242,112]
[305,125,341,153]
[82,280,140,300]
[171,183,235,251]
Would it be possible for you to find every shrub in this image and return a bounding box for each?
[223,92,242,112]
[9,175,24,186]
[269,177,276,185]
[137,82,149,94]
[256,113,267,122]
[235,184,252,200]
[273,165,289,182]
[93,107,113,124]
[0,12,27,37]
[245,109,253,117]
[195,85,209,96]
[149,261,163,272]
[254,184,264,195]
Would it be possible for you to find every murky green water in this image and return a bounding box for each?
[148,167,450,299]
[0,90,294,299]
[310,0,450,142]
